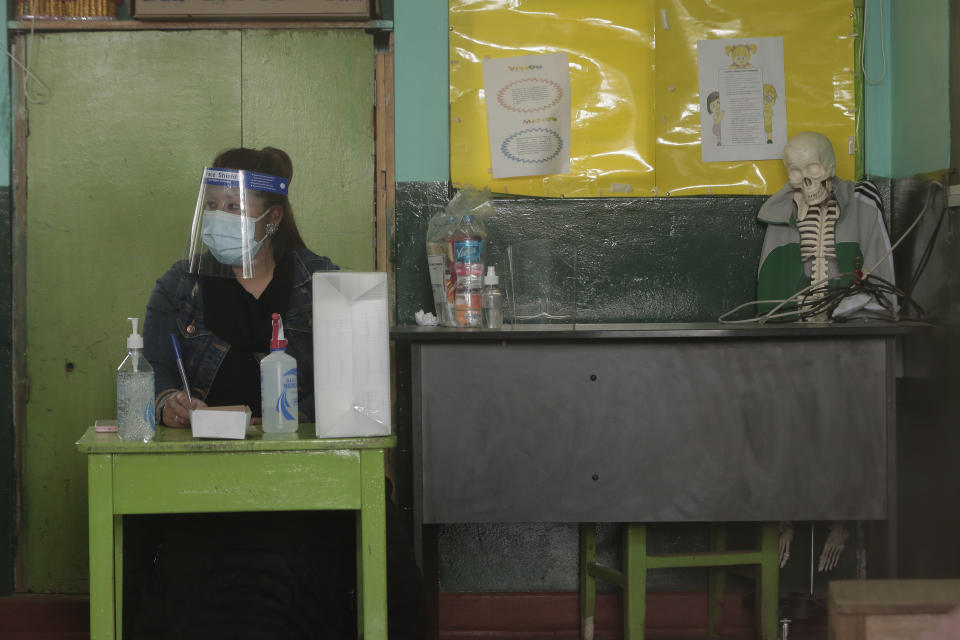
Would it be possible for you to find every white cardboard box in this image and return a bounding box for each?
[312,272,390,438]
[191,405,251,439]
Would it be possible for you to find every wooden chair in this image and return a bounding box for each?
[580,522,780,639]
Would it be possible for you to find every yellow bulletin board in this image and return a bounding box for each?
[449,0,857,197]
[449,1,656,197]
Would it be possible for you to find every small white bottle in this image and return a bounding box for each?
[482,266,504,329]
[260,312,298,434]
[117,317,156,443]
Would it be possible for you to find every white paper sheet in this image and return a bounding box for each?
[312,272,391,438]
[191,406,251,440]
[482,53,572,179]
[698,37,786,162]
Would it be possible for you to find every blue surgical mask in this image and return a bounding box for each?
[201,209,269,266]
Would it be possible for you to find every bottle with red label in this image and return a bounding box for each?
[451,213,486,328]
[260,313,298,433]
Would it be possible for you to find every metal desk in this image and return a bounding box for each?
[393,322,913,636]
[77,424,395,640]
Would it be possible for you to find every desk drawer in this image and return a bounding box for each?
[112,450,363,514]
[416,338,889,523]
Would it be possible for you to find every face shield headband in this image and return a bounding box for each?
[185,167,290,279]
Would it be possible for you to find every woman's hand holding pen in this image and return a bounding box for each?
[163,391,206,428]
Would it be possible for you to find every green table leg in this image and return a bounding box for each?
[759,522,780,640]
[708,525,727,637]
[358,449,388,640]
[579,523,597,640]
[88,454,116,640]
[623,524,647,640]
[114,514,123,639]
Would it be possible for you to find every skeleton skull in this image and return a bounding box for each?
[783,132,836,206]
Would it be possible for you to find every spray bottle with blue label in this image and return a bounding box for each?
[260,312,298,433]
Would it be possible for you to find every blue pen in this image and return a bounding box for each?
[169,333,192,405]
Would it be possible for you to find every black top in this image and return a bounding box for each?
[128,253,425,640]
[201,253,294,417]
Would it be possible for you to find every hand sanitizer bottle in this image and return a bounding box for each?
[117,317,156,443]
[260,313,298,434]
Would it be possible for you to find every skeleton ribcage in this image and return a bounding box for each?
[797,201,839,294]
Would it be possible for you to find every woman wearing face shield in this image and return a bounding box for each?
[130,147,424,639]
[144,146,334,427]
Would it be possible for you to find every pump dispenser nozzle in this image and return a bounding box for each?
[127,317,144,349]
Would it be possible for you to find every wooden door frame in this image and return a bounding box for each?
[11,34,29,593]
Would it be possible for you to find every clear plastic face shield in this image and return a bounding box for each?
[185,167,288,279]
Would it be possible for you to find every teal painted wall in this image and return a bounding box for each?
[864,0,893,177]
[890,0,950,176]
[394,1,448,182]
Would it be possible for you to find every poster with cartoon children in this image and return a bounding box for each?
[697,37,786,162]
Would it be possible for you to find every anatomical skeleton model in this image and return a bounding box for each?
[783,132,839,321]
[762,132,889,573]
[756,131,896,320]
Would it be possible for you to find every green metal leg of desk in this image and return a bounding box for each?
[708,525,727,637]
[623,523,648,640]
[88,454,117,640]
[358,448,388,640]
[758,522,780,640]
[579,524,597,640]
[579,522,780,640]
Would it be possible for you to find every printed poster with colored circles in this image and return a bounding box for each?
[482,53,571,179]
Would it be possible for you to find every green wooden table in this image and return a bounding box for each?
[77,424,396,640]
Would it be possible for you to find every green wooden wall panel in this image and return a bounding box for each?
[241,29,375,271]
[19,27,377,594]
[0,189,12,595]
[22,30,241,593]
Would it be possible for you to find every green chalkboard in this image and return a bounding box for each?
[394,182,769,326]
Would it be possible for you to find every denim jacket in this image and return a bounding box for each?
[143,247,338,423]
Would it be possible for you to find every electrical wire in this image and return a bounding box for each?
[863,181,941,277]
[2,16,51,104]
[901,182,948,309]
[720,181,941,325]
[860,0,887,86]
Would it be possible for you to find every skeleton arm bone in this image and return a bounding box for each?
[817,521,849,572]
[779,521,793,568]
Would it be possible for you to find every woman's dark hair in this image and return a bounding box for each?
[213,146,307,261]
